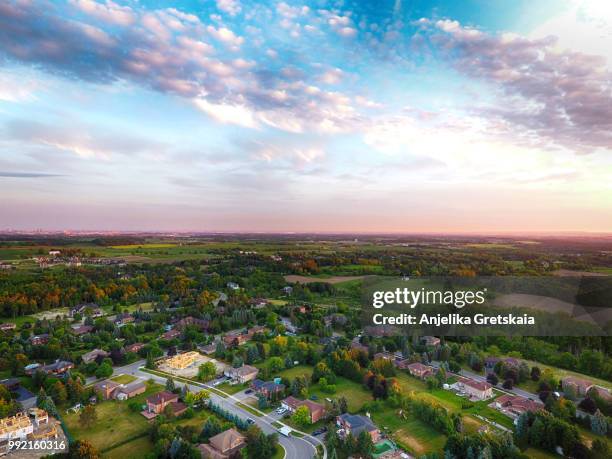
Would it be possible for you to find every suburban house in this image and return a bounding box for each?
[174,316,209,331]
[198,428,246,459]
[115,381,147,400]
[0,323,16,332]
[373,351,395,361]
[484,357,520,374]
[162,329,181,340]
[81,349,110,364]
[25,360,73,376]
[350,340,369,354]
[455,376,493,400]
[394,359,413,370]
[71,324,94,336]
[491,394,544,418]
[589,386,612,401]
[95,379,146,401]
[421,336,441,347]
[142,391,186,419]
[282,286,293,295]
[281,396,326,423]
[70,303,102,317]
[336,414,381,442]
[562,376,595,397]
[114,313,135,326]
[251,379,285,400]
[29,334,50,346]
[199,343,217,355]
[94,380,122,400]
[407,362,434,379]
[224,365,259,384]
[223,326,266,347]
[125,342,145,354]
[226,282,240,290]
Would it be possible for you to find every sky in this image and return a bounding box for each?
[0,0,611,233]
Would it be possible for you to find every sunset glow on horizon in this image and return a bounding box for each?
[1,0,611,233]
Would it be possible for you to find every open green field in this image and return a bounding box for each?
[515,359,612,392]
[64,381,162,452]
[524,448,559,458]
[370,403,447,457]
[110,374,137,384]
[308,376,373,412]
[275,365,313,380]
[216,381,250,395]
[103,435,152,459]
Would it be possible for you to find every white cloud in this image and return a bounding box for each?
[206,25,244,50]
[216,0,241,17]
[70,0,135,26]
[194,98,258,128]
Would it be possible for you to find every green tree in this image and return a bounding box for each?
[197,362,217,381]
[79,405,97,429]
[291,405,311,427]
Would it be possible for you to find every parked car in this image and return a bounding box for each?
[245,389,253,394]
[247,419,255,425]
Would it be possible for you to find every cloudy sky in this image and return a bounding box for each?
[1,0,611,233]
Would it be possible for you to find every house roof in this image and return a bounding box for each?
[458,376,492,392]
[147,391,178,405]
[407,362,431,372]
[94,380,121,392]
[338,414,378,435]
[120,381,146,394]
[252,379,285,393]
[233,365,258,377]
[40,360,73,373]
[209,428,246,453]
[495,394,543,412]
[563,376,594,391]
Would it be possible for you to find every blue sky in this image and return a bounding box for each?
[0,0,611,232]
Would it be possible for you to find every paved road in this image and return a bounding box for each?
[110,360,321,459]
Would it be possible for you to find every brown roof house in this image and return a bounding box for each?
[95,379,146,401]
[455,377,493,401]
[142,391,186,419]
[562,377,595,397]
[407,362,434,379]
[490,394,544,419]
[94,380,121,400]
[81,349,110,364]
[224,365,259,384]
[198,428,246,459]
[125,343,145,354]
[251,379,285,400]
[337,413,381,443]
[115,381,146,400]
[281,396,326,423]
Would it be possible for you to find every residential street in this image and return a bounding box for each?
[109,360,323,459]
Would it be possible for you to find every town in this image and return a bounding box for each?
[0,234,610,459]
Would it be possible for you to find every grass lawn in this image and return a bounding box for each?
[110,374,137,384]
[285,417,326,434]
[271,444,286,459]
[394,374,503,430]
[369,403,447,457]
[102,436,152,459]
[275,365,313,380]
[308,376,373,412]
[217,381,249,395]
[237,401,264,417]
[64,381,162,452]
[523,448,559,458]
